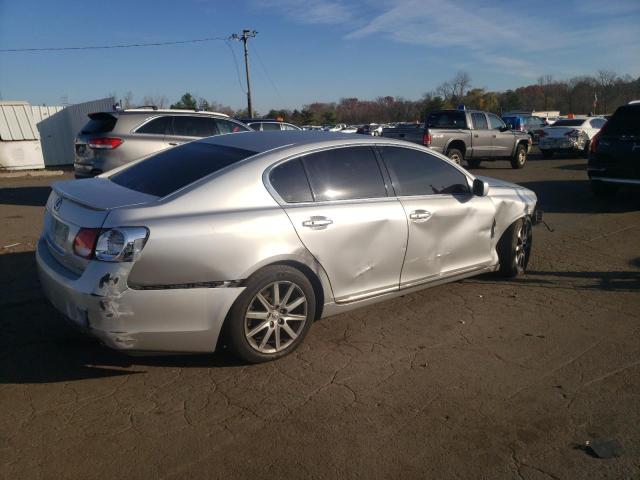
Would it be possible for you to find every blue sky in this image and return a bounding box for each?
[1,0,639,113]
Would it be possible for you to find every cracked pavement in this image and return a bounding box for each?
[1,155,639,479]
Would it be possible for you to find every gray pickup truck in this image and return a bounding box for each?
[381,109,532,169]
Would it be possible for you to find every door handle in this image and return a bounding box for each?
[492,135,497,138]
[474,134,479,138]
[409,210,432,221]
[169,142,182,146]
[302,216,333,228]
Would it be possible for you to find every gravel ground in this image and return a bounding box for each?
[1,155,639,479]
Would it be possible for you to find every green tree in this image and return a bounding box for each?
[171,92,197,110]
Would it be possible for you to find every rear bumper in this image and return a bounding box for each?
[36,237,245,353]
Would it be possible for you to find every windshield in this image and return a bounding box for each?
[111,142,257,197]
[552,119,585,127]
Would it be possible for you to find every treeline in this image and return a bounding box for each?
[117,70,640,125]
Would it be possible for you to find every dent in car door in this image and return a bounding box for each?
[273,147,408,303]
[379,146,495,286]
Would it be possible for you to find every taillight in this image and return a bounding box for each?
[422,132,432,146]
[88,137,123,149]
[94,227,149,262]
[73,228,100,259]
[590,130,602,154]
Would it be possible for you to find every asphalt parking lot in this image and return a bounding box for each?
[1,154,639,479]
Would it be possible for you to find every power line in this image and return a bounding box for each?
[0,36,227,52]
[224,39,247,95]
[230,29,257,117]
[250,43,286,108]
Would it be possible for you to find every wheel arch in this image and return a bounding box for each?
[445,139,467,157]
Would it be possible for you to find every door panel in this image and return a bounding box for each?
[470,112,492,157]
[488,113,513,158]
[284,199,408,302]
[398,195,495,286]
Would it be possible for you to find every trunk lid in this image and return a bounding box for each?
[44,178,157,274]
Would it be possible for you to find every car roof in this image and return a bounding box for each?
[109,109,230,118]
[199,130,400,154]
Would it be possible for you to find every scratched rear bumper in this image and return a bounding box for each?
[36,237,244,353]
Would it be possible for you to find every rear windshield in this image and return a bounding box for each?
[110,142,257,197]
[602,106,640,136]
[552,119,584,127]
[81,113,117,134]
[427,111,467,129]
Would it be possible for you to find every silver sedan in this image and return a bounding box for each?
[37,131,539,362]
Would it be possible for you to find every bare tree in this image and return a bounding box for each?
[452,71,472,100]
[122,91,134,109]
[537,75,554,111]
[596,70,617,114]
[142,95,168,108]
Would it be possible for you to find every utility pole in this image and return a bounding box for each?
[231,29,257,117]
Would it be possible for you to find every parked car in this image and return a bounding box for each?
[74,108,251,178]
[356,123,382,136]
[382,109,531,169]
[324,124,347,132]
[501,115,547,144]
[301,125,324,131]
[538,117,606,158]
[239,118,301,132]
[37,131,539,363]
[588,103,640,197]
[339,125,358,134]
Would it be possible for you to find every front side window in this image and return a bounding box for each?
[171,116,216,137]
[302,147,387,202]
[471,113,488,130]
[261,122,281,131]
[282,124,299,131]
[488,114,505,130]
[269,159,313,203]
[380,146,470,196]
[136,116,171,135]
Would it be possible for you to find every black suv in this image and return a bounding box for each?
[588,102,640,197]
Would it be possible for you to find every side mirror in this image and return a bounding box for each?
[472,178,489,196]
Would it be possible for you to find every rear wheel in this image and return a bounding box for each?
[511,144,527,169]
[446,148,463,165]
[541,150,553,159]
[497,218,532,277]
[225,265,315,363]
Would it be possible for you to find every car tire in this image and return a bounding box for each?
[467,158,482,169]
[511,144,527,169]
[497,217,532,278]
[225,265,316,363]
[582,141,590,158]
[591,180,618,199]
[541,150,553,159]
[446,148,463,165]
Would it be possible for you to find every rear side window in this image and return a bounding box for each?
[171,116,216,137]
[269,159,313,203]
[80,113,117,134]
[216,119,249,134]
[602,107,639,136]
[261,122,281,131]
[589,118,606,129]
[302,147,386,201]
[136,116,171,135]
[110,143,256,197]
[427,111,467,129]
[471,113,488,130]
[380,146,470,196]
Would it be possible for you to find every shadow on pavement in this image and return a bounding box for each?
[517,179,640,214]
[0,186,52,207]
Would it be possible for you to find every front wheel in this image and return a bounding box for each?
[225,265,316,363]
[497,217,532,277]
[511,144,527,169]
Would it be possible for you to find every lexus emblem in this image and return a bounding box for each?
[54,197,63,212]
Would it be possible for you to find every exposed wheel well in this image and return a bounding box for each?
[447,140,466,157]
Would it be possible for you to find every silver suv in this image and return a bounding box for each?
[74,108,251,178]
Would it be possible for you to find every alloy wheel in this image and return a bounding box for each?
[515,220,532,271]
[244,281,308,354]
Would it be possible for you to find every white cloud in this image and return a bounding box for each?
[257,0,354,25]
